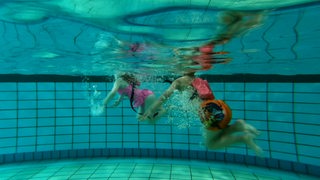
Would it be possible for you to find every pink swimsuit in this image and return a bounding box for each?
[118,84,153,107]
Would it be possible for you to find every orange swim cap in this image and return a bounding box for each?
[200,99,232,131]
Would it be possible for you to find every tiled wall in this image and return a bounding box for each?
[0,80,319,171]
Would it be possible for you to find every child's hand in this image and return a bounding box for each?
[90,104,105,116]
[112,100,121,107]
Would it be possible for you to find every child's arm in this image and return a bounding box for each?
[103,79,122,107]
[112,94,124,107]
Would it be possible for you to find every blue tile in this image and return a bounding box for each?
[56,109,73,117]
[14,153,25,162]
[56,126,72,135]
[18,109,36,118]
[19,100,37,109]
[56,135,72,143]
[52,151,61,159]
[271,151,297,162]
[90,125,107,133]
[56,83,72,90]
[0,83,16,91]
[0,101,16,110]
[18,91,36,100]
[37,83,55,91]
[123,125,138,133]
[37,118,55,126]
[18,83,36,91]
[42,151,52,159]
[106,133,122,142]
[292,162,307,174]
[225,153,234,163]
[245,92,266,101]
[74,100,89,108]
[90,117,106,125]
[74,108,90,116]
[34,152,43,160]
[268,122,294,132]
[56,91,73,100]
[73,143,89,149]
[38,91,55,100]
[18,146,35,153]
[279,160,293,171]
[17,137,36,146]
[268,111,293,122]
[245,111,267,121]
[123,133,138,141]
[37,145,54,152]
[268,102,292,112]
[4,154,14,163]
[294,92,320,103]
[0,119,16,128]
[298,145,320,161]
[245,83,267,92]
[37,127,55,135]
[37,135,56,145]
[245,101,267,111]
[139,133,154,142]
[37,100,54,108]
[90,134,106,142]
[295,124,319,135]
[295,113,320,125]
[197,151,207,160]
[244,156,256,166]
[156,125,171,134]
[38,109,55,118]
[294,83,320,93]
[256,158,267,167]
[225,83,244,91]
[74,117,89,125]
[268,83,293,92]
[0,92,17,101]
[56,117,73,126]
[266,158,279,169]
[307,164,320,177]
[294,103,320,114]
[131,148,140,157]
[18,127,36,136]
[155,134,171,143]
[73,134,89,143]
[164,149,173,158]
[0,137,16,147]
[0,129,16,138]
[106,125,122,133]
[56,100,73,108]
[269,132,295,143]
[268,92,292,102]
[172,134,189,144]
[225,92,245,101]
[56,144,72,151]
[106,108,122,116]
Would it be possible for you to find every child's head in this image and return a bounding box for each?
[119,73,141,86]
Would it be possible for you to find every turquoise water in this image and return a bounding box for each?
[0,0,319,179]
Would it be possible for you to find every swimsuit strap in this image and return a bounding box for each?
[129,83,143,115]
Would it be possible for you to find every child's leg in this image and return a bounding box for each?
[138,94,166,122]
[204,127,262,156]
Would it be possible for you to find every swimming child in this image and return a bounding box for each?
[103,73,165,122]
[141,72,263,156]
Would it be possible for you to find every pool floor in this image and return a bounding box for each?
[0,157,317,180]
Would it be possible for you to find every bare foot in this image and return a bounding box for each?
[244,133,263,157]
[244,123,260,136]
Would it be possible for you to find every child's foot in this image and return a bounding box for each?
[244,133,263,157]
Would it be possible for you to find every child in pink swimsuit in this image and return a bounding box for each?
[103,73,164,121]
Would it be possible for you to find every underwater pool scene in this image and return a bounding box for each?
[0,0,319,179]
